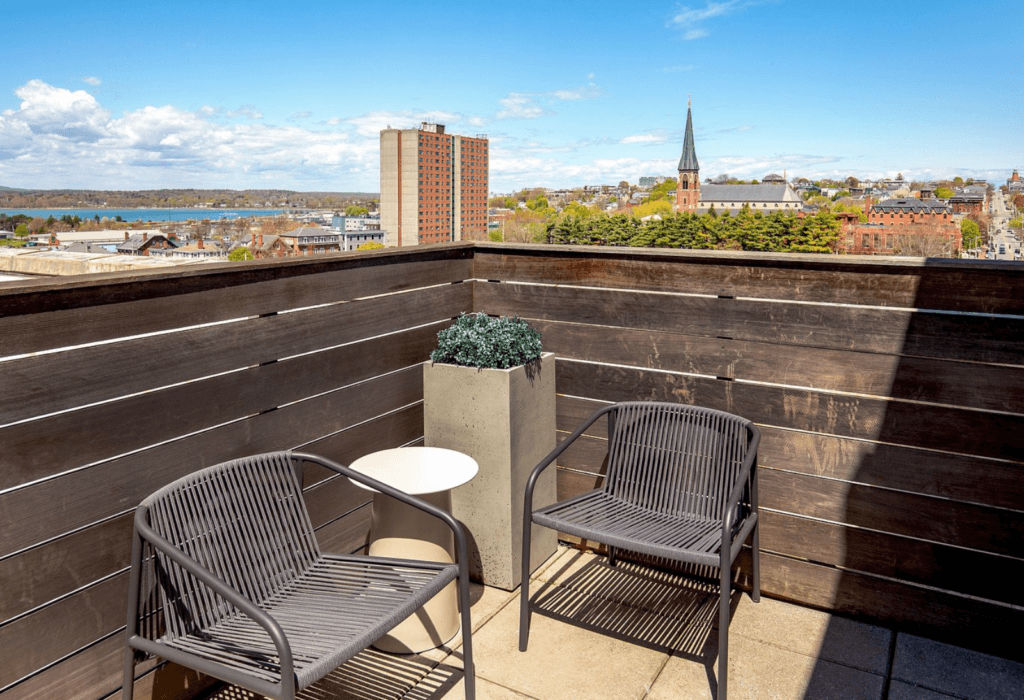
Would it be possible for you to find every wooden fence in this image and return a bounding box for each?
[472,243,1024,661]
[0,242,1021,700]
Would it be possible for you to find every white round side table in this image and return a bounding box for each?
[348,446,478,653]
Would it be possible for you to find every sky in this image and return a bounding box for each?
[0,0,1021,194]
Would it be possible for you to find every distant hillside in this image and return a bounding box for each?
[0,188,379,209]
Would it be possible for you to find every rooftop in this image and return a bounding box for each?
[1,242,1021,700]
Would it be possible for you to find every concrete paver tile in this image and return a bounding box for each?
[892,634,1024,700]
[470,580,671,700]
[647,632,884,700]
[728,595,892,674]
[886,680,961,700]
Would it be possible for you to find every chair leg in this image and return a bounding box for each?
[751,518,761,604]
[519,516,533,652]
[608,545,617,567]
[718,557,730,700]
[459,568,476,700]
[121,644,136,700]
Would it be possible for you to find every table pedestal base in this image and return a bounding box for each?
[368,490,459,653]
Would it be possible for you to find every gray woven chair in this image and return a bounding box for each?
[519,402,759,700]
[123,451,475,700]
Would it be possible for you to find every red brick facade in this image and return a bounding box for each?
[412,129,488,245]
[840,221,961,256]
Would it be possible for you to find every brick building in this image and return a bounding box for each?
[867,197,953,224]
[380,123,489,247]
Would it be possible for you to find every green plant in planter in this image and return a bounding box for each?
[430,313,542,370]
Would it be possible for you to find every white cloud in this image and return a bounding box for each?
[0,79,381,190]
[495,85,603,120]
[343,109,466,137]
[621,133,668,145]
[83,76,101,86]
[667,1,759,39]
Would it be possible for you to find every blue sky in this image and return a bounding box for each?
[1,0,1020,193]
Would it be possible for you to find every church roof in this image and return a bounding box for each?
[701,183,801,203]
[677,105,699,172]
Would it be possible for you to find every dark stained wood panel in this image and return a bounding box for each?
[757,510,1024,606]
[1,281,467,427]
[758,468,1024,557]
[1,323,441,490]
[315,504,373,556]
[533,319,1024,414]
[0,513,132,624]
[475,281,1024,364]
[757,426,1024,511]
[472,245,1024,315]
[750,551,1024,663]
[0,573,127,690]
[0,366,422,558]
[0,247,473,356]
[1,633,159,700]
[554,360,1024,461]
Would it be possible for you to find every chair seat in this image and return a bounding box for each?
[159,554,458,689]
[533,491,724,566]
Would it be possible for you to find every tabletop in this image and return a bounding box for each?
[347,446,479,495]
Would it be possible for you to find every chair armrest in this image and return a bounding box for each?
[132,508,295,696]
[721,423,762,537]
[291,452,471,567]
[523,403,616,516]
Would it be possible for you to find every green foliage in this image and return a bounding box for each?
[646,178,678,202]
[345,205,369,216]
[14,223,29,238]
[632,200,673,218]
[430,313,542,369]
[0,238,27,247]
[357,241,385,250]
[488,230,503,242]
[228,248,254,261]
[1007,218,1022,229]
[960,219,981,249]
[934,186,954,199]
[546,209,840,254]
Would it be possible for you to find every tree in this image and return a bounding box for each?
[845,176,860,188]
[960,219,981,250]
[618,180,629,190]
[345,205,369,216]
[228,248,255,261]
[953,177,964,186]
[934,187,954,199]
[14,223,29,238]
[646,178,677,202]
[357,241,385,250]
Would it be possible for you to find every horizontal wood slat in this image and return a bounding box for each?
[756,426,1024,511]
[747,551,1024,663]
[0,365,422,558]
[0,247,473,357]
[759,467,1024,557]
[472,245,1024,315]
[1,323,441,491]
[1,281,467,428]
[0,573,126,690]
[758,510,1024,607]
[475,281,1024,365]
[555,360,1024,461]
[533,319,1023,414]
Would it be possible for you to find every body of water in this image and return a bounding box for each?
[1,208,288,222]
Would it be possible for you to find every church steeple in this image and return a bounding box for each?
[676,99,700,213]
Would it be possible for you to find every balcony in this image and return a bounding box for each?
[1,242,1022,699]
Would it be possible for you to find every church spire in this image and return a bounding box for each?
[675,101,701,213]
[677,102,699,173]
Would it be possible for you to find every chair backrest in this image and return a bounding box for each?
[139,452,320,636]
[603,402,755,520]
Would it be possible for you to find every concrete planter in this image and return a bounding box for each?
[423,352,557,590]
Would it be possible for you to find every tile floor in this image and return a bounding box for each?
[207,547,1024,700]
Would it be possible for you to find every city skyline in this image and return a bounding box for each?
[1,0,1021,193]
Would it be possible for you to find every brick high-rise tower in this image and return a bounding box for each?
[675,101,700,213]
[380,123,489,247]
